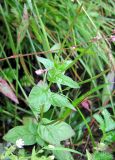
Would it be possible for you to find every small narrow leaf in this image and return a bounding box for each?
[94,109,115,133]
[50,93,76,111]
[0,77,19,104]
[93,114,105,132]
[55,74,79,88]
[104,131,115,143]
[50,43,61,53]
[44,145,83,156]
[102,109,115,132]
[102,71,115,105]
[37,56,54,69]
[58,60,72,72]
[86,149,93,160]
[48,69,79,88]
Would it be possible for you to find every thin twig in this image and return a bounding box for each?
[0,35,112,62]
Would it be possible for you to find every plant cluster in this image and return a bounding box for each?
[0,0,115,160]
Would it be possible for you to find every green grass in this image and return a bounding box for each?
[0,0,115,160]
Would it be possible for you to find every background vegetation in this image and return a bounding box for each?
[0,0,115,160]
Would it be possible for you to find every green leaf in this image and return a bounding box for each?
[37,57,54,69]
[93,114,105,132]
[52,74,79,88]
[50,93,76,111]
[53,150,74,160]
[0,68,16,83]
[31,147,36,160]
[94,109,115,133]
[44,145,83,156]
[20,75,31,87]
[102,109,115,132]
[38,118,75,145]
[86,149,93,160]
[57,60,72,72]
[3,123,37,145]
[102,71,114,105]
[37,56,79,88]
[48,68,79,88]
[59,74,79,88]
[31,147,45,160]
[103,131,115,143]
[52,59,72,73]
[50,43,61,53]
[28,82,51,116]
[36,134,46,147]
[30,19,42,44]
[28,82,76,116]
[93,151,113,160]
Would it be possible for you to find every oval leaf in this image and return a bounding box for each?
[3,123,37,145]
[0,77,19,104]
[28,82,51,116]
[50,93,76,111]
[37,57,54,69]
[38,118,75,145]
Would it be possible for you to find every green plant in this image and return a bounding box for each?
[86,149,113,160]
[0,0,115,159]
[3,56,81,158]
[93,151,113,160]
[0,145,55,160]
[94,109,115,144]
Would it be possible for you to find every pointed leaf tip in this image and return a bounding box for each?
[0,77,19,104]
